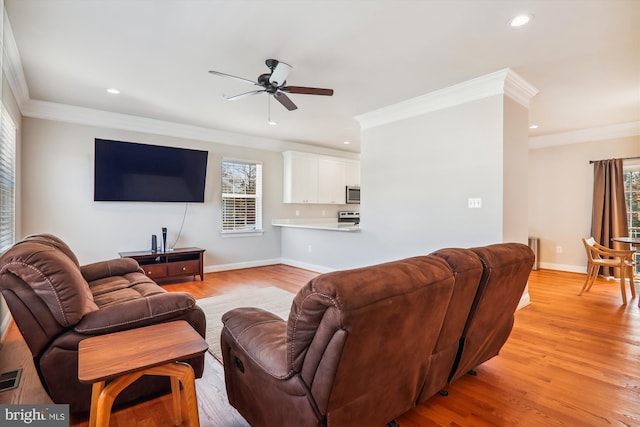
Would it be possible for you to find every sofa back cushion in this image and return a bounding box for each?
[0,240,98,327]
[449,242,534,382]
[20,234,81,266]
[418,247,484,401]
[287,255,455,426]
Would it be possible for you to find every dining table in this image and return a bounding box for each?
[612,236,640,247]
[612,236,640,280]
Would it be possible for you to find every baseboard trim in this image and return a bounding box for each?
[539,262,585,274]
[278,259,334,274]
[203,258,333,274]
[0,313,12,345]
[204,258,283,273]
[517,288,531,310]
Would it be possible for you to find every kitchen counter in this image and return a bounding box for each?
[272,218,360,232]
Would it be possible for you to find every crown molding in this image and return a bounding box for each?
[528,121,640,149]
[2,11,30,110]
[504,69,539,108]
[355,68,538,130]
[20,99,359,157]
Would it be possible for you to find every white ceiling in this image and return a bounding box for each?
[4,0,640,153]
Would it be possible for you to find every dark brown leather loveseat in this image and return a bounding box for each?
[0,234,206,413]
[221,243,534,427]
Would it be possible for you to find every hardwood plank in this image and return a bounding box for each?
[2,265,640,426]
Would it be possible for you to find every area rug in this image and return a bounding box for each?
[196,286,295,363]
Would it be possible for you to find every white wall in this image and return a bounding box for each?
[281,94,532,272]
[528,134,640,272]
[363,96,506,246]
[503,97,530,244]
[19,117,351,269]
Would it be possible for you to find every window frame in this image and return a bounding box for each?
[623,160,640,275]
[0,106,17,254]
[220,158,263,237]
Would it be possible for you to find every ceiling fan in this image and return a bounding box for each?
[208,59,334,111]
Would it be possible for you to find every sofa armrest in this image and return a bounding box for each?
[74,292,198,335]
[222,307,291,379]
[80,258,144,282]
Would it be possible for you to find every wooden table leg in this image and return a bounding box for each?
[94,372,144,427]
[146,362,200,427]
[89,382,104,427]
[170,375,182,426]
[88,362,200,427]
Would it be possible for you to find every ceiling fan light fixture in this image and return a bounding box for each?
[509,13,533,28]
[269,61,292,87]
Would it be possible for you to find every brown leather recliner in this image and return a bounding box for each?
[447,243,535,383]
[220,243,534,427]
[222,255,456,427]
[0,234,206,413]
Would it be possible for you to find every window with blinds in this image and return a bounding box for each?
[623,162,640,275]
[0,107,17,253]
[221,159,263,233]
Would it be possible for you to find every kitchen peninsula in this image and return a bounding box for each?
[272,218,360,232]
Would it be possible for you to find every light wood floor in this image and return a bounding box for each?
[1,266,639,426]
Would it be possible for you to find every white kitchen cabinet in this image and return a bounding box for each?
[283,151,318,203]
[345,160,360,186]
[318,158,346,204]
[283,151,360,204]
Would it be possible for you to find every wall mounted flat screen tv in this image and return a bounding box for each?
[94,139,208,202]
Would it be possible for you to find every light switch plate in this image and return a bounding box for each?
[468,198,482,208]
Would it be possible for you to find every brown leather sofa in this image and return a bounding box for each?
[0,234,206,413]
[221,243,534,427]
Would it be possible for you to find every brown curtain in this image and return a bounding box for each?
[591,158,629,276]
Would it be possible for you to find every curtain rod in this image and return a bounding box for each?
[589,156,640,164]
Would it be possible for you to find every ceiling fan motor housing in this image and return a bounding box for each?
[258,73,278,90]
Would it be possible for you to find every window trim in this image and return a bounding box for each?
[623,161,640,275]
[0,106,17,254]
[220,158,263,237]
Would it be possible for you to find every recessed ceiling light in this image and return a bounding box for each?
[509,13,533,28]
[106,88,120,95]
[529,124,539,129]
[343,140,351,145]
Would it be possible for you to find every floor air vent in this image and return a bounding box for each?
[0,369,22,392]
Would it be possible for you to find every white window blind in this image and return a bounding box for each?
[221,159,263,233]
[0,106,16,253]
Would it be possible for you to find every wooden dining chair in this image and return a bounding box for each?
[580,237,636,304]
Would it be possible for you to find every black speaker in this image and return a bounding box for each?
[151,235,157,252]
[162,227,167,252]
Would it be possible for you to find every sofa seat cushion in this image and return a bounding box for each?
[89,272,166,308]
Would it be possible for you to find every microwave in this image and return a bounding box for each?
[346,186,360,204]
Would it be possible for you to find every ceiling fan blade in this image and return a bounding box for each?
[269,61,292,87]
[274,91,297,111]
[282,86,334,96]
[225,90,266,101]
[208,70,259,86]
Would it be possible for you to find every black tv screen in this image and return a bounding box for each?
[94,139,208,202]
